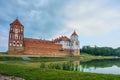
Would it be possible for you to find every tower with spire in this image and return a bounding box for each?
[70,31,80,56]
[8,19,24,54]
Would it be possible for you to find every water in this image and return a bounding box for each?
[21,55,31,61]
[41,59,120,74]
[79,59,120,74]
[83,65,120,74]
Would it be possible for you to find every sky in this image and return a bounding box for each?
[0,0,120,52]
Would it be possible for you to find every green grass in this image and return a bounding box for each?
[0,53,117,62]
[0,63,120,80]
[80,53,117,61]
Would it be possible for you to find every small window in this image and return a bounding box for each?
[9,43,12,46]
[13,42,16,46]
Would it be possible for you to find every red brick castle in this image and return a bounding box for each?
[8,19,80,56]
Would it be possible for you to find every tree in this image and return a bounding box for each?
[80,46,119,56]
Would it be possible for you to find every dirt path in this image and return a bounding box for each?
[0,74,25,80]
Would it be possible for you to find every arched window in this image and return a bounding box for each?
[13,41,16,46]
[15,34,18,39]
[12,34,14,39]
[17,41,19,47]
[13,28,14,32]
[9,43,12,46]
[21,28,23,32]
[20,44,22,47]
[21,35,23,40]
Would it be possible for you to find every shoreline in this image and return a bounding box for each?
[0,53,119,62]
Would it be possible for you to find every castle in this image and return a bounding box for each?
[8,19,80,56]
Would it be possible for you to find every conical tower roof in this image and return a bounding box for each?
[71,31,78,36]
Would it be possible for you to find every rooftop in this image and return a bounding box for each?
[71,31,78,36]
[10,19,23,26]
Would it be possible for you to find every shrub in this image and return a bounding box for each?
[40,62,45,68]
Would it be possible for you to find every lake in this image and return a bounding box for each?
[39,59,120,74]
[79,59,120,74]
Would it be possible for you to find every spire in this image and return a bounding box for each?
[10,18,23,26]
[71,30,78,36]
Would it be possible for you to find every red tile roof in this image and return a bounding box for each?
[10,19,23,26]
[71,31,78,36]
[53,36,70,42]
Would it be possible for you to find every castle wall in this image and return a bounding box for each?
[24,47,70,57]
[23,38,71,56]
[8,47,24,54]
[24,38,62,49]
[71,49,80,56]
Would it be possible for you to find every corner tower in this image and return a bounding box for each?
[70,31,80,56]
[8,19,24,54]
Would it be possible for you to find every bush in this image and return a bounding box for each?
[48,63,62,69]
[40,62,45,68]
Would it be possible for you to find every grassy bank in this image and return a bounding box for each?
[0,53,117,62]
[0,53,119,80]
[0,63,120,80]
[80,53,117,61]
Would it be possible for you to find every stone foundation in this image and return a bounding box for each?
[8,47,24,54]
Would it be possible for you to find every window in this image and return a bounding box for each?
[20,44,22,47]
[21,28,23,32]
[20,41,23,47]
[13,42,16,46]
[9,43,12,46]
[20,35,23,40]
[15,34,18,39]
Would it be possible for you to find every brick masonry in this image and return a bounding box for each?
[8,19,80,56]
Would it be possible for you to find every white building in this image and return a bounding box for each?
[53,31,80,51]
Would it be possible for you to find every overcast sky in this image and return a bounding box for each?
[0,0,120,52]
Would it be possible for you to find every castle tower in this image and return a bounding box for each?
[8,19,24,54]
[70,31,80,56]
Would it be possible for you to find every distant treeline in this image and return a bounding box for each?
[80,46,120,56]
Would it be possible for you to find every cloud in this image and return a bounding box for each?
[62,0,120,36]
[0,26,8,52]
[0,0,120,51]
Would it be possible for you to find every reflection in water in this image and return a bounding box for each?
[21,55,31,61]
[80,59,120,74]
[43,59,120,74]
[73,60,80,71]
[83,65,120,74]
[73,60,80,65]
